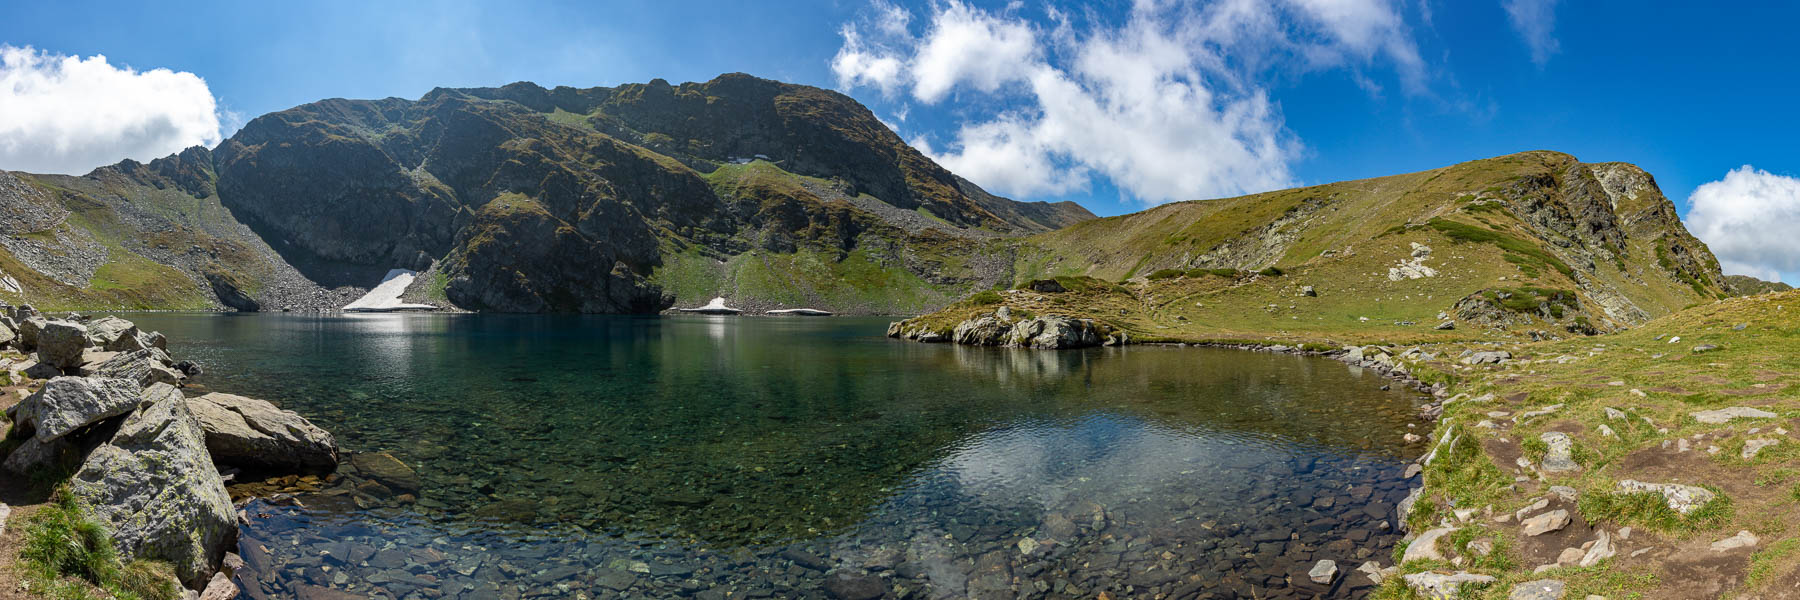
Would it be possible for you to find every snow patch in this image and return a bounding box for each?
[343,269,437,312]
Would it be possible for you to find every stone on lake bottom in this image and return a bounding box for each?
[1308,559,1338,584]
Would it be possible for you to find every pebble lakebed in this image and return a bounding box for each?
[131,314,1428,599]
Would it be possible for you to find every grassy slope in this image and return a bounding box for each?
[648,160,1003,314]
[0,175,227,311]
[904,152,1722,345]
[1373,290,1800,598]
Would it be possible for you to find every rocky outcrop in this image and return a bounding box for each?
[893,310,1114,349]
[69,383,236,588]
[5,376,143,442]
[188,392,338,474]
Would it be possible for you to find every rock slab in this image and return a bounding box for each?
[6,376,143,442]
[188,392,339,473]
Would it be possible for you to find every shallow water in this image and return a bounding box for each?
[127,313,1427,599]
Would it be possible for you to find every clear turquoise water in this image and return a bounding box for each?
[126,313,1426,599]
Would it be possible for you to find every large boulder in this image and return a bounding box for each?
[16,315,47,351]
[36,320,91,371]
[69,383,235,588]
[187,392,338,474]
[86,348,183,389]
[1002,315,1104,349]
[0,318,15,349]
[85,317,139,351]
[951,315,1010,346]
[5,376,143,442]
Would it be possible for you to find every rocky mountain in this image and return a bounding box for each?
[894,151,1729,345]
[1725,274,1792,296]
[0,74,1092,313]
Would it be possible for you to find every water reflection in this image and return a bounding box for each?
[124,314,1423,599]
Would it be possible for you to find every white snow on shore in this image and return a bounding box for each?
[343,269,437,312]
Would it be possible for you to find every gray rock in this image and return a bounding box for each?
[16,315,46,350]
[198,571,237,600]
[188,392,338,473]
[1711,530,1758,551]
[1403,572,1496,598]
[1302,285,1317,297]
[87,348,182,389]
[951,315,1010,346]
[0,319,15,349]
[85,316,138,351]
[1578,530,1614,567]
[1538,432,1580,473]
[1308,559,1338,584]
[1510,579,1566,600]
[1435,320,1455,330]
[1743,438,1780,460]
[1402,527,1456,563]
[70,387,235,588]
[1691,406,1776,424]
[0,502,9,538]
[350,451,421,493]
[1617,480,1717,514]
[1691,344,1719,353]
[1002,315,1105,349]
[36,320,90,370]
[1521,510,1571,536]
[7,376,143,442]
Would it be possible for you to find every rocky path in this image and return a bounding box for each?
[1360,291,1800,598]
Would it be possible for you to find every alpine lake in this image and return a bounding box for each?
[124,313,1429,600]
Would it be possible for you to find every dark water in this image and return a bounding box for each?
[126,313,1426,599]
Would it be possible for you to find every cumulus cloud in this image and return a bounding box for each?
[0,45,223,175]
[1686,166,1800,283]
[1503,0,1560,66]
[830,0,1428,203]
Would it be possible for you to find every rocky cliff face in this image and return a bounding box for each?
[0,73,1095,313]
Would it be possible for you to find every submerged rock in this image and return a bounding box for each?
[188,392,339,474]
[350,451,421,493]
[70,384,235,588]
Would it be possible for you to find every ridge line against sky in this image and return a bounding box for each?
[1,0,1797,281]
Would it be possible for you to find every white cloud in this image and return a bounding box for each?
[0,45,222,175]
[1686,166,1800,283]
[1503,0,1560,66]
[831,0,1428,204]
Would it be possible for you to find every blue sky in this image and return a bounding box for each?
[3,0,1798,280]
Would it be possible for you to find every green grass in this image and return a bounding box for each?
[1577,489,1733,535]
[1427,217,1575,279]
[19,488,180,600]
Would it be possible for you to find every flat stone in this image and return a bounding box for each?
[1510,579,1566,600]
[1742,438,1780,460]
[188,392,338,473]
[1711,530,1758,552]
[1404,572,1496,598]
[1308,559,1338,584]
[1521,510,1571,536]
[1692,406,1777,424]
[1403,527,1456,563]
[822,571,884,600]
[350,451,421,493]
